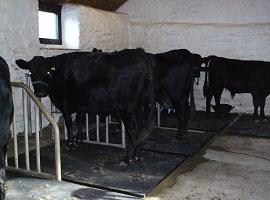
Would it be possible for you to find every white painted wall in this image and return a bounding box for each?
[118,0,270,114]
[0,0,129,132]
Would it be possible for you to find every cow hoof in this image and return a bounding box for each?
[261,118,268,122]
[254,119,260,123]
[73,142,80,148]
[63,142,77,150]
[135,156,144,162]
[63,144,72,151]
[128,159,135,164]
[119,161,128,167]
[177,135,187,143]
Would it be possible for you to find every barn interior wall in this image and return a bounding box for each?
[0,0,128,132]
[118,0,270,114]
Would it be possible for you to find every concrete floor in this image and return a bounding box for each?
[6,176,139,200]
[6,134,270,200]
[146,134,270,200]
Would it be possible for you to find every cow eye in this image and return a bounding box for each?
[28,72,31,75]
[47,71,51,75]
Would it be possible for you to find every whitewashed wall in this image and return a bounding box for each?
[118,0,270,114]
[0,0,128,132]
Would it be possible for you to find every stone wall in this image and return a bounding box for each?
[118,0,270,113]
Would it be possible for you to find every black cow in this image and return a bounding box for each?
[148,49,195,140]
[0,56,13,200]
[203,55,270,120]
[16,49,155,162]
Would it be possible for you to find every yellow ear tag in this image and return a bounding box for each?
[51,67,56,71]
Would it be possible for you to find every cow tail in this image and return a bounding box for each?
[203,56,211,98]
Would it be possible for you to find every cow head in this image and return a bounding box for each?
[16,56,53,97]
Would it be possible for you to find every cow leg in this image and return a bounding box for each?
[0,145,7,200]
[213,85,224,106]
[75,112,84,145]
[189,80,196,119]
[120,113,137,163]
[175,99,190,142]
[251,94,259,121]
[206,93,213,113]
[214,93,221,106]
[63,113,74,149]
[259,95,266,121]
[134,102,156,161]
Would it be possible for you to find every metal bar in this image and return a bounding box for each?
[86,113,89,141]
[35,104,41,173]
[7,166,56,180]
[64,122,68,141]
[121,121,126,148]
[39,108,43,137]
[5,153,8,167]
[96,115,100,142]
[23,89,30,171]
[26,74,32,136]
[51,103,55,141]
[108,115,112,123]
[12,91,19,168]
[83,140,123,148]
[156,126,209,134]
[11,82,62,181]
[105,116,109,143]
[157,103,161,128]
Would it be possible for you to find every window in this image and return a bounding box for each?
[39,2,62,45]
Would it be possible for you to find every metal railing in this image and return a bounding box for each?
[25,73,126,149]
[7,82,61,181]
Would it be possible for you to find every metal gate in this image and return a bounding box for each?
[25,73,126,149]
[6,82,61,181]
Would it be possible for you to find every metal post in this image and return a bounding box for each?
[64,123,68,140]
[121,121,126,148]
[5,153,8,167]
[51,103,55,141]
[26,74,32,136]
[39,98,43,137]
[35,104,41,173]
[23,90,30,171]
[86,113,89,141]
[105,116,109,143]
[12,82,62,181]
[108,115,112,123]
[12,91,19,168]
[96,115,100,142]
[157,103,161,128]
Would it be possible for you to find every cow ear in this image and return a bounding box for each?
[16,59,30,70]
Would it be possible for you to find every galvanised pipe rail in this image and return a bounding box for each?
[10,82,61,181]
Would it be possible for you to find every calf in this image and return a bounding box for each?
[203,55,270,120]
[16,49,155,162]
[0,56,13,200]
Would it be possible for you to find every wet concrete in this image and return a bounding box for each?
[146,135,270,200]
[6,176,140,200]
